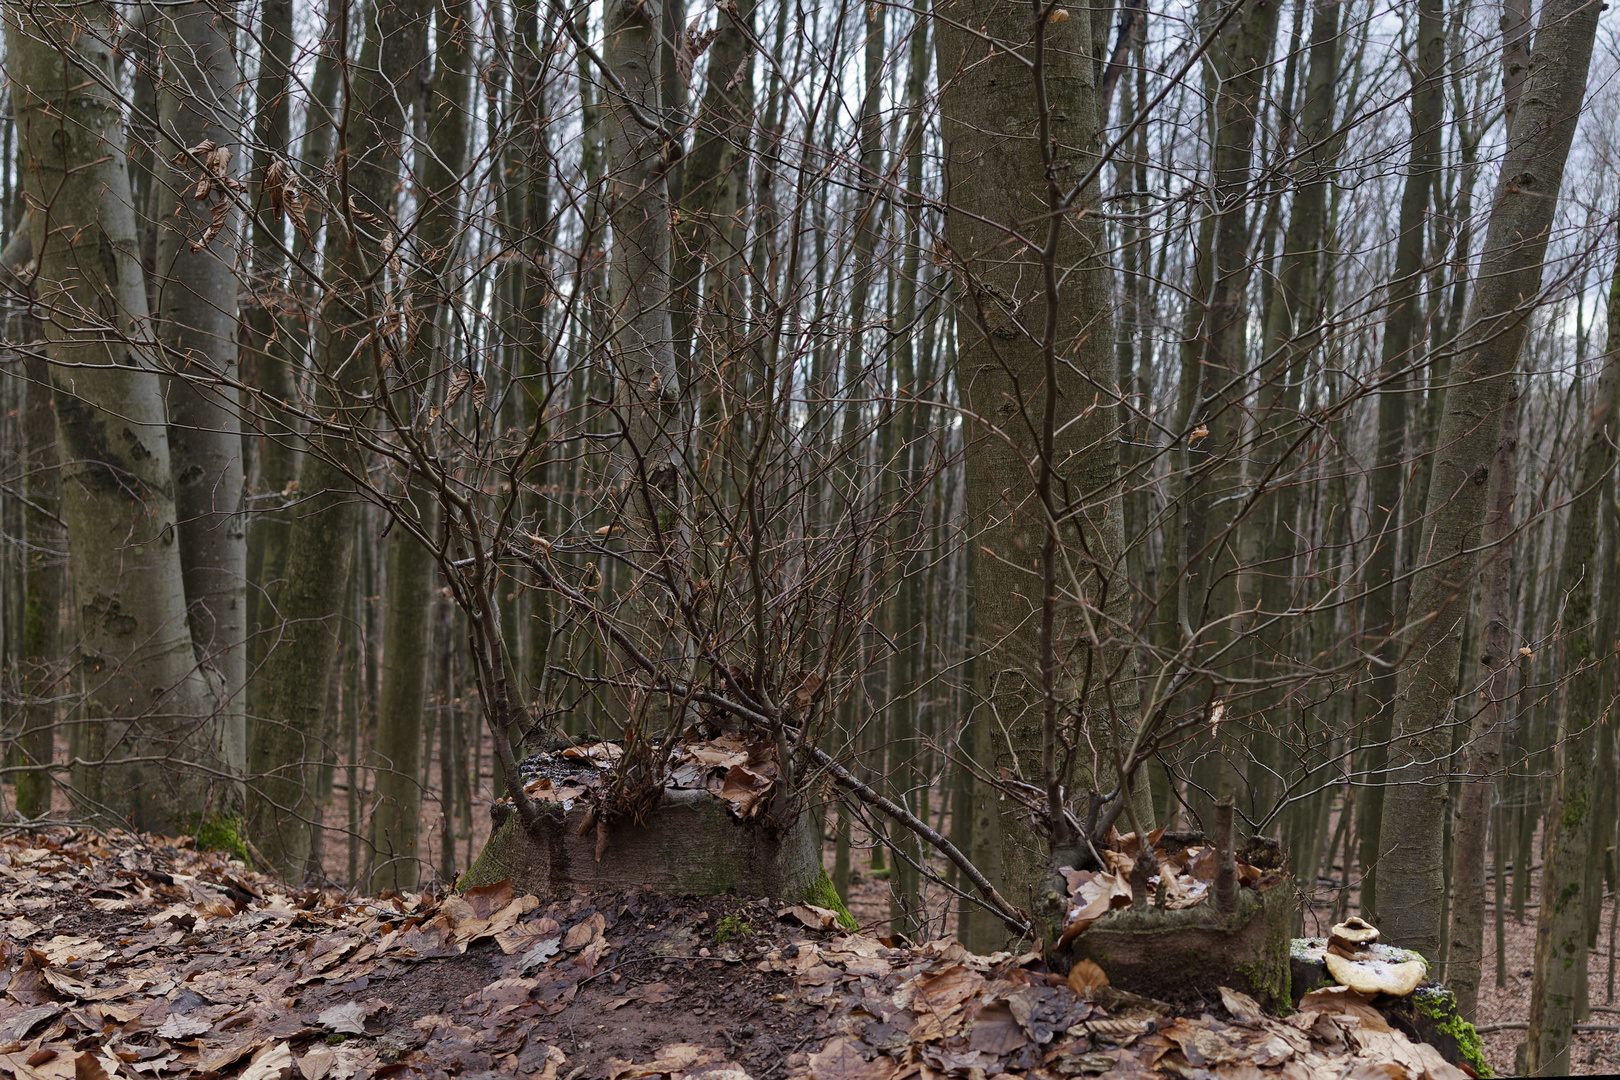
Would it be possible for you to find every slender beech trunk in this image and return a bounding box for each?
[1182,0,1279,638]
[6,0,217,830]
[243,0,298,721]
[678,0,754,502]
[934,0,1135,945]
[248,0,429,877]
[1446,386,1519,1019]
[887,0,931,942]
[1356,0,1446,922]
[602,0,688,713]
[1375,0,1601,962]
[1444,0,1535,1016]
[1524,233,1620,1073]
[152,0,248,814]
[1253,0,1341,838]
[370,0,471,892]
[16,347,61,818]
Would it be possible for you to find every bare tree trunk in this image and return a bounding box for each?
[6,0,218,831]
[370,0,471,892]
[1446,386,1519,1019]
[602,0,688,718]
[248,0,429,877]
[1355,0,1445,922]
[934,0,1136,944]
[242,0,298,723]
[16,348,62,818]
[152,0,248,815]
[1525,228,1620,1074]
[1375,0,1602,962]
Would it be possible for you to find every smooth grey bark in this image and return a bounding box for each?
[242,0,297,721]
[3,232,63,819]
[1182,0,1280,636]
[1445,385,1518,1020]
[677,0,754,492]
[1355,0,1446,923]
[1375,0,1601,962]
[152,0,248,812]
[6,0,219,831]
[1444,0,1534,1019]
[1524,234,1620,1072]
[370,0,470,892]
[248,0,428,877]
[934,0,1138,944]
[602,0,689,708]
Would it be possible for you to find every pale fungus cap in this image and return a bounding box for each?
[1329,916,1381,950]
[1323,947,1427,997]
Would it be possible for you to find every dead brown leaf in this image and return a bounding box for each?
[807,1037,894,1080]
[1067,959,1109,997]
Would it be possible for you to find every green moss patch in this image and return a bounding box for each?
[1412,986,1491,1078]
[178,812,251,865]
[799,867,857,930]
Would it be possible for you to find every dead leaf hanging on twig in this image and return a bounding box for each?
[445,368,472,408]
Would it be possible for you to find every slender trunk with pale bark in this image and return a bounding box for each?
[1375,0,1602,963]
[934,0,1137,946]
[6,0,218,831]
[1524,229,1620,1074]
[1356,0,1446,922]
[603,0,689,714]
[152,0,248,814]
[248,0,429,877]
[370,0,471,892]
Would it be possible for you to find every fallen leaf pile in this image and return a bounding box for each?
[761,938,1474,1080]
[511,737,779,821]
[0,827,1475,1080]
[0,828,610,1079]
[1061,830,1286,941]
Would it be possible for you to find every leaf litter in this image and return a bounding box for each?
[0,828,1472,1080]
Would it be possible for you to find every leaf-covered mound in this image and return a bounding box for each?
[0,827,1473,1080]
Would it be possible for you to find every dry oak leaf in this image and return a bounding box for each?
[606,1043,721,1080]
[71,1053,116,1080]
[154,1012,212,1040]
[1295,986,1390,1033]
[807,1037,894,1080]
[295,1045,334,1080]
[1217,986,1263,1026]
[913,965,984,1016]
[315,1001,371,1036]
[562,912,606,950]
[239,1042,295,1080]
[968,999,1029,1055]
[0,1051,78,1080]
[445,368,473,409]
[494,915,560,955]
[1163,1017,1239,1067]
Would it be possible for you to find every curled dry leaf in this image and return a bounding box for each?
[445,368,473,408]
[777,904,841,931]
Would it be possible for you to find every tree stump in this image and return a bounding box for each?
[1061,881,1293,1009]
[463,787,831,907]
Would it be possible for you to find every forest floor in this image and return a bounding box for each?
[830,819,1620,1077]
[0,825,1485,1080]
[9,747,1617,1075]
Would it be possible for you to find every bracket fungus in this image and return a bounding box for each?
[1322,918,1428,997]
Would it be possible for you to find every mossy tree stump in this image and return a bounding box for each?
[1060,884,1294,1009]
[463,787,831,908]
